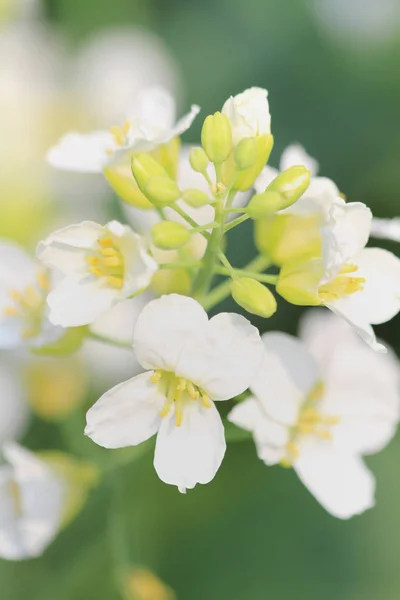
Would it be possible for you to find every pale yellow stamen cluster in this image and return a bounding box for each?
[3,271,50,339]
[106,120,131,154]
[319,264,365,302]
[281,380,340,467]
[150,369,211,427]
[86,236,125,290]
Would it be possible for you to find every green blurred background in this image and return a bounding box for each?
[2,0,400,598]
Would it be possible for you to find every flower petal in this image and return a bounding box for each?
[47,275,118,327]
[46,131,114,173]
[251,332,319,425]
[176,312,264,401]
[0,242,36,304]
[133,294,208,371]
[154,400,226,490]
[294,438,375,519]
[0,465,26,560]
[279,144,319,175]
[3,443,65,558]
[85,372,164,448]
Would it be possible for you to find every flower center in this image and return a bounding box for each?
[3,271,50,339]
[150,370,211,427]
[107,120,131,154]
[318,263,365,302]
[281,380,340,467]
[86,235,125,289]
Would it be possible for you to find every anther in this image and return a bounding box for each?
[106,276,124,289]
[201,394,212,408]
[98,237,113,247]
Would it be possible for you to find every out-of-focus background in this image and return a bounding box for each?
[1,0,400,598]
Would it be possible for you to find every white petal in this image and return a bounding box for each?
[0,320,25,349]
[294,438,375,519]
[37,221,103,275]
[46,131,114,173]
[257,443,286,466]
[0,242,36,304]
[326,248,400,349]
[47,275,118,327]
[85,372,164,448]
[251,332,319,425]
[321,201,372,280]
[3,443,65,558]
[127,86,176,133]
[90,294,152,344]
[154,400,226,490]
[254,166,279,193]
[227,397,262,432]
[0,466,25,560]
[167,104,200,141]
[279,144,319,175]
[176,312,264,401]
[0,361,30,444]
[133,294,208,371]
[288,176,339,218]
[371,217,400,243]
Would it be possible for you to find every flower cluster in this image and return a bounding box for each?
[1,84,400,561]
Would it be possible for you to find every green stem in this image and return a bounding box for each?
[215,266,278,284]
[225,188,237,211]
[224,213,250,232]
[170,203,211,240]
[202,254,271,310]
[87,331,132,350]
[217,251,237,278]
[192,221,219,233]
[192,198,225,299]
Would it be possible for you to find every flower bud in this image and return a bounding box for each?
[145,177,180,206]
[247,191,282,219]
[104,164,153,209]
[276,257,323,306]
[234,137,258,170]
[232,134,274,191]
[231,277,277,318]
[222,87,271,145]
[266,165,311,209]
[189,147,209,173]
[201,112,232,164]
[182,188,212,208]
[151,221,190,250]
[131,153,169,193]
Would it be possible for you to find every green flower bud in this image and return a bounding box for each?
[276,257,323,306]
[104,164,154,209]
[145,177,180,206]
[232,134,274,191]
[247,191,283,219]
[201,112,232,164]
[131,153,169,193]
[231,277,277,318]
[182,188,212,208]
[189,147,210,173]
[151,221,190,250]
[266,165,311,209]
[234,137,258,170]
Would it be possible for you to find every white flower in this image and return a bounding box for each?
[370,217,400,243]
[0,241,62,348]
[0,442,65,559]
[46,87,200,173]
[255,143,319,191]
[278,204,400,352]
[85,294,264,491]
[229,311,400,518]
[37,220,158,327]
[222,87,271,145]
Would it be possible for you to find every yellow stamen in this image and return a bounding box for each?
[177,378,187,392]
[36,272,50,291]
[24,285,41,307]
[9,289,22,302]
[201,393,212,408]
[100,247,118,257]
[319,263,365,302]
[102,256,123,268]
[86,256,100,266]
[88,266,104,277]
[187,382,199,399]
[98,237,113,247]
[175,397,184,427]
[150,370,162,384]
[3,306,19,317]
[106,276,124,289]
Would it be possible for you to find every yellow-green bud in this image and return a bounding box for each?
[182,188,212,208]
[145,177,180,206]
[231,277,277,318]
[151,221,190,250]
[189,147,209,173]
[201,112,232,164]
[234,137,258,170]
[247,191,283,219]
[266,165,311,209]
[131,153,170,193]
[276,257,323,306]
[232,134,274,191]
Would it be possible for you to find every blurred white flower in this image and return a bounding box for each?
[85,294,264,492]
[47,87,200,173]
[0,358,30,444]
[0,442,65,559]
[229,312,400,518]
[370,217,400,243]
[37,220,157,327]
[255,143,319,190]
[72,27,181,126]
[0,241,63,349]
[222,87,271,145]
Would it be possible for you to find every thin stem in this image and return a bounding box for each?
[170,203,211,240]
[201,170,213,187]
[225,188,237,211]
[217,251,237,279]
[156,206,166,220]
[215,266,279,284]
[87,331,132,350]
[192,221,219,233]
[202,254,272,311]
[224,213,250,232]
